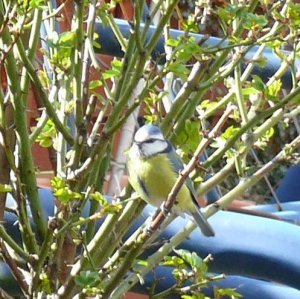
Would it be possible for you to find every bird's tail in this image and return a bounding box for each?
[190,210,215,237]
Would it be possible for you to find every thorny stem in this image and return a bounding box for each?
[15,39,74,145]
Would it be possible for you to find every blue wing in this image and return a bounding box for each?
[166,142,199,206]
[166,142,215,236]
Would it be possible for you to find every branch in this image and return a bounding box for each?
[15,39,74,145]
[0,241,29,294]
[161,61,206,135]
[13,9,47,240]
[203,84,300,169]
[57,199,146,298]
[206,134,300,216]
[0,8,39,254]
[0,225,34,263]
[68,0,85,172]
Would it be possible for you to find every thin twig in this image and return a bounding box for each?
[0,241,29,293]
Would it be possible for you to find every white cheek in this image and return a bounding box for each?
[142,140,168,156]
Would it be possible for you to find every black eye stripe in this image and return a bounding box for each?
[135,138,164,144]
[144,138,156,143]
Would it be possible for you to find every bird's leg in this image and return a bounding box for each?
[144,215,155,234]
[160,201,171,217]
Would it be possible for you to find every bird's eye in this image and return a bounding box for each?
[143,139,155,144]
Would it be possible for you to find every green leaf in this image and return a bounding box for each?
[29,0,46,9]
[167,38,180,47]
[111,59,123,70]
[51,177,82,205]
[97,3,111,26]
[182,294,206,299]
[251,75,266,92]
[58,31,76,48]
[167,62,189,80]
[93,32,101,49]
[0,184,12,193]
[75,271,100,288]
[35,119,57,148]
[135,259,149,267]
[287,3,300,27]
[215,287,243,298]
[103,70,119,79]
[267,79,282,101]
[39,138,53,148]
[173,120,201,160]
[217,5,246,26]
[242,87,257,96]
[243,13,268,30]
[48,31,76,49]
[38,70,50,89]
[210,137,226,149]
[37,273,52,294]
[265,127,275,139]
[91,191,108,206]
[102,203,122,214]
[89,80,103,90]
[222,126,240,139]
[182,19,199,33]
[161,255,185,267]
[173,249,206,272]
[50,177,66,189]
[177,42,202,62]
[103,59,123,79]
[254,56,268,69]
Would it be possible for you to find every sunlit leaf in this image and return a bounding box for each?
[0,184,12,193]
[89,80,103,90]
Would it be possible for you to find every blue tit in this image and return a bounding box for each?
[127,124,214,237]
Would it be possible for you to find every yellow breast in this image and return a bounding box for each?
[127,149,195,214]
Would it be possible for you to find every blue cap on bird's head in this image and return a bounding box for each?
[134,124,165,144]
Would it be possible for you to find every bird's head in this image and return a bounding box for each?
[133,124,171,157]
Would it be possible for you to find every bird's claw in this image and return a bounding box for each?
[160,202,170,217]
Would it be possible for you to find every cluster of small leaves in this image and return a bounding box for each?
[210,126,240,160]
[37,273,52,294]
[143,91,161,124]
[164,249,209,284]
[166,37,204,80]
[103,58,123,80]
[51,177,82,205]
[245,76,282,104]
[159,249,241,299]
[213,287,243,299]
[287,3,300,29]
[17,0,45,13]
[47,31,76,72]
[75,271,102,296]
[158,250,209,298]
[34,119,57,148]
[91,191,122,215]
[217,4,268,35]
[173,119,201,162]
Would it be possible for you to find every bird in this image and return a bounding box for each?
[127,124,214,237]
